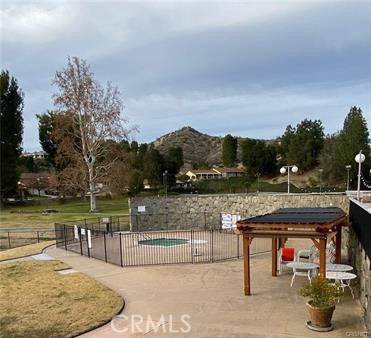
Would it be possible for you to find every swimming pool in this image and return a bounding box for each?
[138,238,189,247]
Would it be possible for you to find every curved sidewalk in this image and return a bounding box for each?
[45,245,366,338]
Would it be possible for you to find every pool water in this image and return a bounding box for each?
[138,238,189,247]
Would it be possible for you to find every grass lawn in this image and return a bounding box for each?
[0,197,129,229]
[0,241,55,261]
[0,261,123,338]
[194,177,344,194]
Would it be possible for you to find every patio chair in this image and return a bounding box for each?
[297,249,311,262]
[309,240,336,265]
[278,247,295,274]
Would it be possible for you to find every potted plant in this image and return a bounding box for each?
[300,277,343,331]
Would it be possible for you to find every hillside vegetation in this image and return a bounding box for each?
[152,126,223,167]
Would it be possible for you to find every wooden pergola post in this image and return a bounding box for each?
[319,238,327,279]
[243,236,252,296]
[335,224,342,264]
[272,237,278,276]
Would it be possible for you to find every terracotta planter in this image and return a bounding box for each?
[306,301,335,328]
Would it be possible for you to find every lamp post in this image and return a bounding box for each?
[255,172,261,193]
[355,150,365,201]
[318,168,323,193]
[280,165,298,194]
[36,178,41,197]
[162,170,168,198]
[17,181,24,202]
[345,165,351,191]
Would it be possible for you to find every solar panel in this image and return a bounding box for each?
[238,207,345,225]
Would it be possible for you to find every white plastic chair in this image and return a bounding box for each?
[297,249,311,262]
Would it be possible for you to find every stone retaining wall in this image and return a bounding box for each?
[130,193,349,217]
[129,194,349,249]
[348,199,371,331]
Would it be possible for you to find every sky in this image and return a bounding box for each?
[1,0,370,151]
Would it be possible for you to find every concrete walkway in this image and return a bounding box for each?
[45,245,366,338]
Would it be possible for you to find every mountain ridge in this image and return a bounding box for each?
[152,126,223,167]
[151,126,277,168]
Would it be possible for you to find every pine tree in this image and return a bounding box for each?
[280,119,324,170]
[0,70,24,198]
[222,134,237,167]
[36,110,57,166]
[338,106,370,184]
[320,107,370,186]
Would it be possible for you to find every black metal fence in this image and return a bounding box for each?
[349,200,371,264]
[0,229,56,250]
[129,212,222,232]
[62,215,130,232]
[55,223,271,267]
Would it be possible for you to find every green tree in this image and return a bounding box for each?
[143,148,164,186]
[128,169,143,196]
[280,119,324,169]
[120,139,131,152]
[192,160,210,169]
[36,110,57,166]
[321,107,370,186]
[241,139,277,176]
[164,146,184,186]
[319,134,342,184]
[135,143,148,170]
[17,156,35,172]
[130,141,138,154]
[166,146,183,172]
[0,70,24,198]
[222,134,237,166]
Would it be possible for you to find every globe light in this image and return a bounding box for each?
[280,165,298,194]
[355,151,365,201]
[355,153,365,163]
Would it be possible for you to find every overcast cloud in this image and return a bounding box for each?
[1,0,370,151]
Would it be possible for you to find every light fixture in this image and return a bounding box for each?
[280,165,298,194]
[355,151,365,201]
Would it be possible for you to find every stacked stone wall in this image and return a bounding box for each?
[130,193,349,218]
[348,199,371,331]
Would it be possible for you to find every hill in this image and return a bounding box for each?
[152,126,223,167]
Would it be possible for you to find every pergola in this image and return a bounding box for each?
[235,207,348,296]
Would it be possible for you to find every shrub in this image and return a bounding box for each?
[300,277,343,308]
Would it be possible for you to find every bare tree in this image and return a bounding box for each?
[53,57,128,211]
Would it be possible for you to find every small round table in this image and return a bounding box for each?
[286,262,319,287]
[326,271,357,299]
[326,263,353,272]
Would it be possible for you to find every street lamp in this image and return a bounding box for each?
[36,178,41,197]
[280,165,298,194]
[255,172,261,193]
[355,150,365,201]
[318,168,323,193]
[162,170,168,198]
[17,181,24,202]
[345,165,351,191]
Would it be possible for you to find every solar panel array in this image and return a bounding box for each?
[238,207,344,225]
